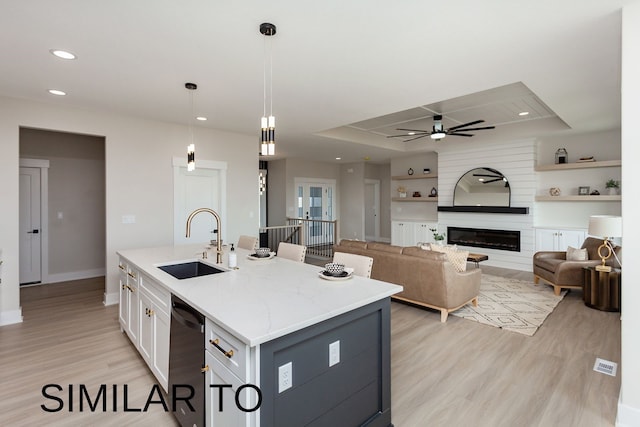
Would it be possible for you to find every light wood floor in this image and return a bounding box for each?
[0,267,621,426]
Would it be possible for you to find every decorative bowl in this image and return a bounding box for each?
[324,262,345,276]
[255,247,271,258]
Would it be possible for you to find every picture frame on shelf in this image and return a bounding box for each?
[578,186,590,195]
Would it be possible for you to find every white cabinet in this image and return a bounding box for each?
[535,228,586,252]
[118,258,139,342]
[137,274,171,392]
[391,221,414,246]
[392,221,437,246]
[205,351,256,427]
[205,319,256,427]
[415,222,438,245]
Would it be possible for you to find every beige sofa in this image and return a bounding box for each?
[334,240,482,322]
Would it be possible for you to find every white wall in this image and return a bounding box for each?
[340,162,365,240]
[437,140,536,271]
[618,4,640,426]
[0,96,258,324]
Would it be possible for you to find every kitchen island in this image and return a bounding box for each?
[117,244,402,427]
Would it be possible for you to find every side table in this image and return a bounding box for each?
[583,266,621,312]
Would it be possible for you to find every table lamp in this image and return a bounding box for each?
[588,215,622,272]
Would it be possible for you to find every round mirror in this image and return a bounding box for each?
[453,167,510,207]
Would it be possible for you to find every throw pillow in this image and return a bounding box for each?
[567,246,588,261]
[430,245,469,272]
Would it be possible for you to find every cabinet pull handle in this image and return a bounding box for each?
[210,339,234,358]
[201,365,210,373]
[119,264,126,271]
[127,271,136,279]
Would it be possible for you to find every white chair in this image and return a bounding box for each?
[332,252,373,278]
[277,242,307,262]
[237,235,258,251]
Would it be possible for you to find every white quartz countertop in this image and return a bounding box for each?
[117,244,402,347]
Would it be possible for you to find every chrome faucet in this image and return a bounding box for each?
[185,208,223,264]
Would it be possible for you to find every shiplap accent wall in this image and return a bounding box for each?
[437,139,536,271]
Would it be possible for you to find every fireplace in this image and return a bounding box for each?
[447,227,521,252]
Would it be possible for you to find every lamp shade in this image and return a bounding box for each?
[588,215,622,238]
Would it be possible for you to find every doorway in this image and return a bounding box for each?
[364,179,380,242]
[19,128,106,286]
[294,178,336,247]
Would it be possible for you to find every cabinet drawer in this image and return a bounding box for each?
[139,274,170,314]
[206,319,249,381]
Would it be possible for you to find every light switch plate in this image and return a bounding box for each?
[122,215,136,224]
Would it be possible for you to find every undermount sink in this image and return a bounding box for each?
[158,261,227,280]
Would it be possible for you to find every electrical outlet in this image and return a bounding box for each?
[329,340,340,367]
[278,362,292,393]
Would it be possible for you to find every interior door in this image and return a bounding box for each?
[364,180,380,241]
[19,167,41,284]
[174,167,223,245]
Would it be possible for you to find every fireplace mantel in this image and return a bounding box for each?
[438,206,529,214]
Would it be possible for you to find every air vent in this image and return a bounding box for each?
[593,358,617,377]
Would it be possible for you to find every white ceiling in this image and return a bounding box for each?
[0,0,634,163]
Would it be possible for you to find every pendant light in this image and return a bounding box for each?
[260,23,276,156]
[185,82,197,171]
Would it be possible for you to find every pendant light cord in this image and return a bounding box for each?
[263,35,267,118]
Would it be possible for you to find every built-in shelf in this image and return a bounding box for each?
[391,174,438,180]
[535,195,621,202]
[392,197,438,202]
[535,160,621,172]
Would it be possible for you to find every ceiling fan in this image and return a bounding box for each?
[387,114,495,142]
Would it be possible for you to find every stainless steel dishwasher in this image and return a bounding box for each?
[169,294,205,427]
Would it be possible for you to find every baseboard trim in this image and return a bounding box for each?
[0,308,23,326]
[617,401,640,426]
[45,268,105,284]
[103,292,119,306]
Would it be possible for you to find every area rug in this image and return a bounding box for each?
[451,274,567,336]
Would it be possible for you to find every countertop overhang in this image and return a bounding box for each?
[117,244,402,347]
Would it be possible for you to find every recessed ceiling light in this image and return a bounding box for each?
[50,49,76,60]
[196,116,207,121]
[408,132,416,135]
[478,178,485,182]
[48,89,66,96]
[518,111,529,116]
[335,157,341,160]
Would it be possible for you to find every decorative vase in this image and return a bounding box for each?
[607,187,618,196]
[435,240,444,246]
[549,187,561,196]
[399,192,407,198]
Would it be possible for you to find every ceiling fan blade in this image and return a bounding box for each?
[452,125,496,132]
[448,133,474,137]
[387,134,422,138]
[395,128,430,133]
[447,120,484,131]
[401,134,430,142]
